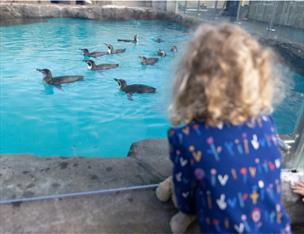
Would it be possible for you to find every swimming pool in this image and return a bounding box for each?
[0,18,303,157]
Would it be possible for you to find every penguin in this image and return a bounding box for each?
[117,35,138,43]
[139,56,159,65]
[85,60,119,71]
[171,45,177,53]
[153,38,164,43]
[80,48,108,58]
[114,78,156,100]
[104,43,126,54]
[158,49,166,57]
[36,68,83,86]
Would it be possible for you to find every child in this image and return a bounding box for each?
[160,23,291,233]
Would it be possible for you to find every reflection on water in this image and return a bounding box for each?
[41,84,55,95]
[0,18,48,27]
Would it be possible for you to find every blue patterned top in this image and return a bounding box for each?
[168,115,291,233]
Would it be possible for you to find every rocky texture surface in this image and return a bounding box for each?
[259,38,304,76]
[0,3,202,27]
[0,139,303,233]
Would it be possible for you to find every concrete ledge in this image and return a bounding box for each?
[0,139,169,201]
[0,139,202,233]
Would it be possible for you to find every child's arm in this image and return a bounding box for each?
[168,129,196,215]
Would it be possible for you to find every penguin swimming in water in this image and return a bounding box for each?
[104,43,126,54]
[114,78,156,100]
[158,49,166,57]
[139,56,159,65]
[117,35,138,43]
[86,60,119,71]
[171,45,177,53]
[36,68,83,86]
[80,48,108,58]
[153,38,164,43]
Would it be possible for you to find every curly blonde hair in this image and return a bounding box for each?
[169,23,277,126]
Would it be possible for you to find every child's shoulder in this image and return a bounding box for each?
[168,125,187,134]
[167,121,206,138]
[167,115,275,136]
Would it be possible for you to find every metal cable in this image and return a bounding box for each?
[0,183,159,205]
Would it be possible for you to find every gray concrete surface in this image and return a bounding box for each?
[0,189,177,233]
[0,189,178,233]
[0,139,169,201]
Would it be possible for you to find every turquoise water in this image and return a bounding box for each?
[0,18,303,157]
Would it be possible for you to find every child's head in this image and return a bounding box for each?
[169,23,277,126]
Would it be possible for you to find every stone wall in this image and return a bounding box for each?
[110,1,151,8]
[0,0,152,7]
[0,4,155,20]
[0,3,201,27]
[0,0,50,3]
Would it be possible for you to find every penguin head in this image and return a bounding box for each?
[134,35,138,42]
[105,43,113,53]
[139,56,147,62]
[114,78,127,89]
[171,46,177,52]
[158,49,165,56]
[85,60,95,70]
[36,68,52,78]
[80,48,89,54]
